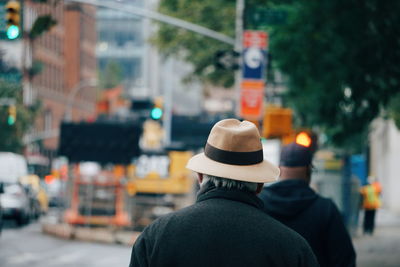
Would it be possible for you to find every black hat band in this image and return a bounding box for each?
[205,143,263,166]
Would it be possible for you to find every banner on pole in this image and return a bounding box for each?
[240,31,268,119]
[240,80,264,119]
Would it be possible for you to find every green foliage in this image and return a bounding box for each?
[268,0,400,150]
[99,61,123,90]
[154,0,400,151]
[29,15,57,40]
[28,0,59,40]
[153,0,236,88]
[0,80,40,153]
[389,93,400,129]
[31,0,60,6]
[28,60,44,78]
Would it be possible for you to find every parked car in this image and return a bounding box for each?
[1,182,31,225]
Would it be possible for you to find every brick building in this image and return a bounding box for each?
[26,1,97,156]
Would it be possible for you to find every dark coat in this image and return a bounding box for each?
[259,179,356,267]
[129,182,318,267]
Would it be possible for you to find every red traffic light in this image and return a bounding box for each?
[296,132,312,147]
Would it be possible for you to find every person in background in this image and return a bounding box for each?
[259,142,356,267]
[129,119,318,267]
[360,176,382,235]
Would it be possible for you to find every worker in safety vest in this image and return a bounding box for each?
[360,176,382,235]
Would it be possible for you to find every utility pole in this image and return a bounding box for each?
[235,0,245,117]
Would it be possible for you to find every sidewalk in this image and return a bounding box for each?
[353,209,400,267]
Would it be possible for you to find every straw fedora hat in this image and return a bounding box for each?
[186,119,279,183]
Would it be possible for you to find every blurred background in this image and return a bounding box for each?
[0,0,399,266]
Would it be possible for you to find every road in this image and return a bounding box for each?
[1,209,400,267]
[0,221,132,267]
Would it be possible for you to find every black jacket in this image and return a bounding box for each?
[259,179,356,267]
[130,182,318,267]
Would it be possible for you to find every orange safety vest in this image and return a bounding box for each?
[360,182,382,210]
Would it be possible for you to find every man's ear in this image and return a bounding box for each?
[197,173,203,184]
[256,183,264,194]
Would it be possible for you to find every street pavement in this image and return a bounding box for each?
[0,220,131,267]
[353,208,400,267]
[1,208,400,266]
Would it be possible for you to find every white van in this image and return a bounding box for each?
[0,152,28,183]
[0,152,31,225]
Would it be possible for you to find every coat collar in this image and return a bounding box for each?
[196,181,264,209]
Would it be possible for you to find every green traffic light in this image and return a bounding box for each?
[151,107,163,120]
[7,116,15,125]
[6,25,19,40]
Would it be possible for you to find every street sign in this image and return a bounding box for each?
[242,31,268,80]
[245,7,287,29]
[243,47,266,80]
[214,50,240,70]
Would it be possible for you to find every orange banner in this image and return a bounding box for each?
[240,80,264,120]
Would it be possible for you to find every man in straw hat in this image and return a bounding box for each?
[129,119,318,267]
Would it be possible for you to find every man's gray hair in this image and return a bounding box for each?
[202,174,258,193]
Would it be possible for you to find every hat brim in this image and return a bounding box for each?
[186,152,280,183]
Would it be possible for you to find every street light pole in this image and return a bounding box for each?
[65,0,235,46]
[64,79,97,122]
[24,78,96,143]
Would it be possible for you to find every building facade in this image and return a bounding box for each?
[25,0,97,156]
[96,0,202,115]
[370,119,400,213]
[96,0,146,96]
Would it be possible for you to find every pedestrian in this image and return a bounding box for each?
[259,142,356,267]
[129,119,318,267]
[360,176,382,235]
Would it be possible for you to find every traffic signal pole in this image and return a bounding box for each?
[163,59,173,147]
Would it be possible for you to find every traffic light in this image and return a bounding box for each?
[262,106,293,138]
[150,107,163,120]
[150,97,163,120]
[296,131,312,147]
[5,1,21,40]
[7,105,16,125]
[295,130,318,153]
